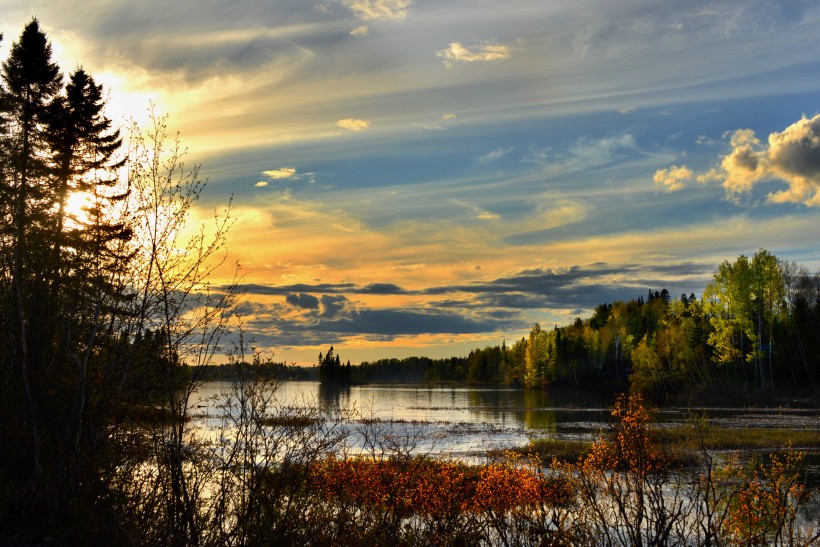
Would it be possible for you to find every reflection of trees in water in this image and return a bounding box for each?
[318,382,351,410]
[462,388,557,432]
[463,387,615,432]
[522,390,557,431]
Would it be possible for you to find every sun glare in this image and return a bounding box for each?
[64,191,95,227]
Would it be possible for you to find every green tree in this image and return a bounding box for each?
[705,250,787,389]
[524,323,551,387]
[704,255,756,385]
[749,249,787,388]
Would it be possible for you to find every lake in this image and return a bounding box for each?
[191,381,820,468]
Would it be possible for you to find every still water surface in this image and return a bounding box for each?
[192,381,820,462]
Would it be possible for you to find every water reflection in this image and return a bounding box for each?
[194,381,614,433]
[190,382,819,463]
[317,383,351,410]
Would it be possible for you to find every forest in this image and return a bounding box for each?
[353,249,820,400]
[1,19,818,545]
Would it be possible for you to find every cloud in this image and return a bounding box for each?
[523,133,639,171]
[412,121,444,131]
[441,113,456,120]
[342,0,413,20]
[452,200,500,221]
[618,106,636,115]
[239,283,357,296]
[436,42,512,67]
[477,146,513,164]
[569,133,638,165]
[285,293,320,309]
[478,146,513,163]
[230,256,716,352]
[254,181,269,187]
[337,118,371,132]
[321,308,503,336]
[653,165,692,192]
[263,167,297,179]
[536,195,589,229]
[697,114,820,206]
[422,262,711,311]
[361,283,407,294]
[320,295,351,318]
[350,25,369,38]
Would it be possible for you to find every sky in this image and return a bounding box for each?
[3,0,820,365]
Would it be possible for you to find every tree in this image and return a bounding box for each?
[524,323,551,387]
[0,21,76,525]
[749,249,787,388]
[0,20,239,540]
[318,345,352,384]
[705,255,755,385]
[118,110,239,544]
[705,251,787,390]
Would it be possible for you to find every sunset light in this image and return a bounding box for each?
[4,1,813,366]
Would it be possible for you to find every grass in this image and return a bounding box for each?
[510,438,593,464]
[514,423,820,468]
[656,423,820,451]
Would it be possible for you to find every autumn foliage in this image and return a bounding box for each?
[297,396,817,546]
[306,454,575,545]
[309,455,572,515]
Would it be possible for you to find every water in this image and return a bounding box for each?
[191,381,820,466]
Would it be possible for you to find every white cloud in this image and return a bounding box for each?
[436,42,512,67]
[337,118,371,132]
[441,113,456,120]
[255,181,269,187]
[350,25,369,38]
[618,106,636,115]
[263,167,298,179]
[653,165,692,192]
[342,0,413,20]
[696,115,820,206]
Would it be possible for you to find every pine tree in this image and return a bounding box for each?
[0,18,64,495]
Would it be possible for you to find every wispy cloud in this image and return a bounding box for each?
[436,41,512,67]
[452,200,500,221]
[526,132,639,172]
[342,0,413,21]
[337,118,371,132]
[477,146,513,164]
[535,195,589,230]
